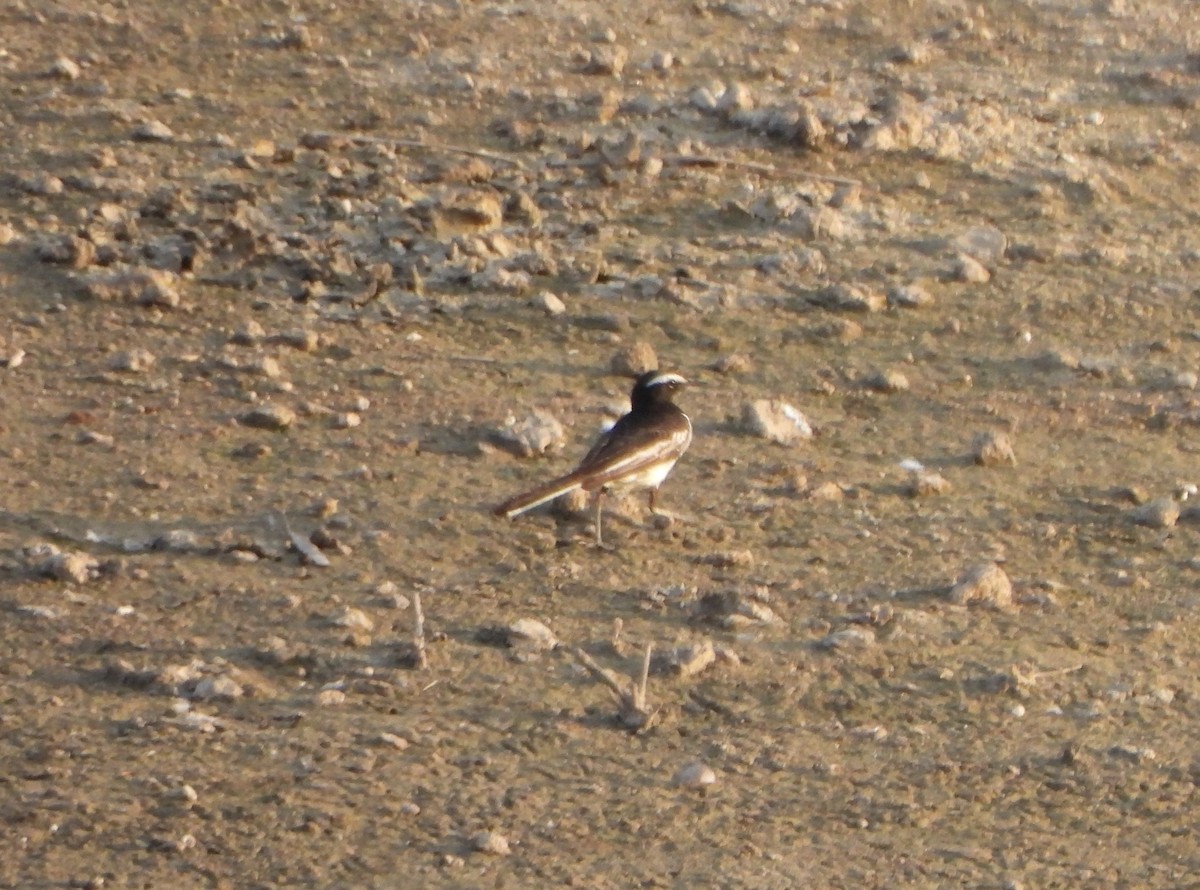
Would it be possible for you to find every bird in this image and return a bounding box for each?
[493,370,693,546]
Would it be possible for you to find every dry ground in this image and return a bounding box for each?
[3,1,1200,888]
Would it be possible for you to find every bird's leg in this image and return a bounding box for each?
[593,491,605,547]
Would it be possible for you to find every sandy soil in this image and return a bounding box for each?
[3,1,1200,887]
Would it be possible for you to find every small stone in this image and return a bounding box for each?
[79,268,180,308]
[691,589,778,627]
[379,732,410,750]
[505,618,558,652]
[330,607,374,632]
[492,410,564,457]
[191,675,244,702]
[1032,348,1080,371]
[31,546,99,584]
[610,342,658,377]
[132,120,175,143]
[239,404,296,431]
[332,412,362,429]
[470,830,512,856]
[273,330,320,352]
[972,430,1016,467]
[672,761,717,788]
[317,688,346,706]
[47,57,82,80]
[711,353,752,375]
[530,291,566,316]
[77,430,115,447]
[954,225,1008,266]
[229,320,266,346]
[689,86,718,112]
[718,82,754,115]
[696,549,754,569]
[584,46,627,76]
[806,482,844,501]
[245,356,283,379]
[811,283,884,313]
[950,562,1013,608]
[742,400,813,445]
[864,368,909,393]
[819,627,876,650]
[110,348,156,373]
[953,253,991,283]
[887,283,934,309]
[907,470,951,497]
[654,640,717,678]
[1132,497,1180,529]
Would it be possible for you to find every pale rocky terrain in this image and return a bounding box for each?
[3,1,1200,887]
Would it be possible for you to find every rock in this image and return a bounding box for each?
[238,404,297,431]
[692,589,778,627]
[470,830,512,856]
[191,675,244,702]
[710,353,752,375]
[819,627,876,650]
[864,368,910,393]
[610,342,658,377]
[672,761,717,788]
[907,470,951,497]
[810,283,885,312]
[28,545,99,584]
[718,82,754,115]
[317,688,346,706]
[272,329,320,352]
[230,320,266,346]
[530,291,566,316]
[132,120,175,143]
[110,348,156,373]
[953,253,991,283]
[972,430,1016,467]
[954,225,1008,266]
[583,45,627,76]
[492,410,564,457]
[79,268,181,308]
[806,482,844,501]
[36,235,94,267]
[695,549,754,569]
[742,399,813,445]
[689,86,719,112]
[47,56,82,80]
[1132,497,1180,529]
[887,283,934,309]
[330,607,374,632]
[1032,348,1080,371]
[504,618,558,652]
[950,563,1013,608]
[653,640,717,678]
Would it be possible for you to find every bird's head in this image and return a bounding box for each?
[631,370,688,409]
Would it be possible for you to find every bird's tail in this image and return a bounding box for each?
[493,470,590,519]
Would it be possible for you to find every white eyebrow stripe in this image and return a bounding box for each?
[644,372,688,387]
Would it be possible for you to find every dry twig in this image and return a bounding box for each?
[573,643,657,731]
[411,588,429,670]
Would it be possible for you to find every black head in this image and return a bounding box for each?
[630,370,688,411]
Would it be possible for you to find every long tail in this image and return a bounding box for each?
[493,470,590,519]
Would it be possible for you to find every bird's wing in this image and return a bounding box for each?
[576,414,692,490]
